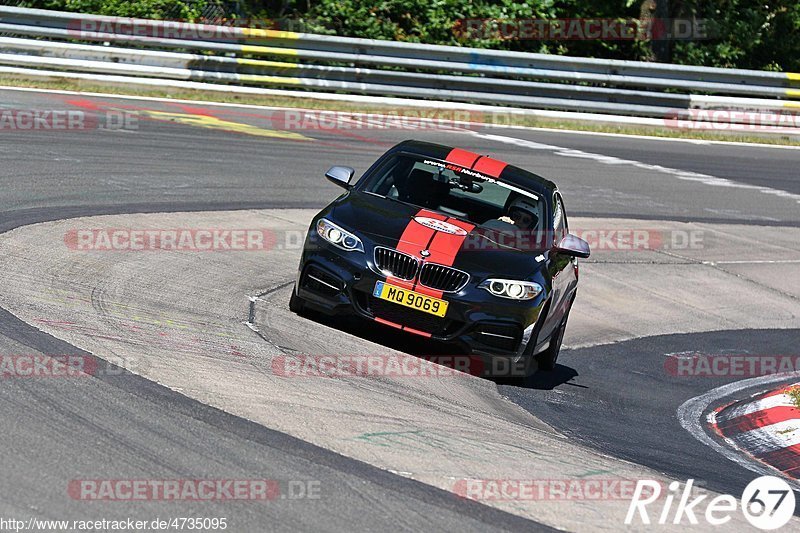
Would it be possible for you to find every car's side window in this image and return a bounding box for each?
[553,193,567,244]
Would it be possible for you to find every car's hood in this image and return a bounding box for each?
[331,191,546,279]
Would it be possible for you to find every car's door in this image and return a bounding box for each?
[544,192,574,336]
[557,194,579,305]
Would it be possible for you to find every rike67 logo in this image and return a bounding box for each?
[626,476,796,530]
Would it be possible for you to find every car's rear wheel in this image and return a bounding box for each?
[536,310,569,371]
[289,289,306,314]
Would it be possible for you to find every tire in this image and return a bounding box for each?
[289,288,306,314]
[535,310,569,371]
[509,299,552,381]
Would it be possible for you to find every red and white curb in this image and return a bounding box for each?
[709,383,800,480]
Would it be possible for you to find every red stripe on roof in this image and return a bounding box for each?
[446,148,481,168]
[473,156,508,178]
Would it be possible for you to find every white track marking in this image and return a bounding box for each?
[472,131,800,204]
[486,123,800,150]
[677,372,800,488]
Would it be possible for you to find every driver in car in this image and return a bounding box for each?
[495,196,539,231]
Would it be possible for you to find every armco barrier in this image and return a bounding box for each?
[0,6,798,128]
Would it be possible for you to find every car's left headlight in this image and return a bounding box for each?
[479,279,542,300]
[316,218,364,252]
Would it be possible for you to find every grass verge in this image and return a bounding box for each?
[788,386,800,409]
[1,74,799,147]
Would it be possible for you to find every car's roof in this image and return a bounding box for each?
[388,139,557,198]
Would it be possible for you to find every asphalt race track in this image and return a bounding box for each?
[1,86,799,531]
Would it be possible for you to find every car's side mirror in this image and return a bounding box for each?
[325,166,355,189]
[554,234,591,258]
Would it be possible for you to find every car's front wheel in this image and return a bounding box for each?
[535,309,570,371]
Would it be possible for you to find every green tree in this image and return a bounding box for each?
[291,0,556,50]
[15,0,206,20]
[671,0,800,71]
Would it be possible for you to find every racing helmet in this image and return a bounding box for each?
[507,196,539,230]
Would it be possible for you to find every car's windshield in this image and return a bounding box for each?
[359,153,544,233]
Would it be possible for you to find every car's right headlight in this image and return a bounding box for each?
[316,218,364,252]
[479,279,542,300]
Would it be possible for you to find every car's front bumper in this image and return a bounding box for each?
[295,238,548,365]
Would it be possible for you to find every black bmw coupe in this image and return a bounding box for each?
[290,140,590,376]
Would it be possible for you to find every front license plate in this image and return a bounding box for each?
[373,281,448,317]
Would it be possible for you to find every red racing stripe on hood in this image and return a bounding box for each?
[387,209,445,291]
[387,209,474,299]
[425,218,475,267]
[413,214,475,299]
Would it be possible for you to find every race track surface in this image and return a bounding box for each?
[1,87,799,531]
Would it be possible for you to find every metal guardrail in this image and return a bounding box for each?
[0,6,798,125]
